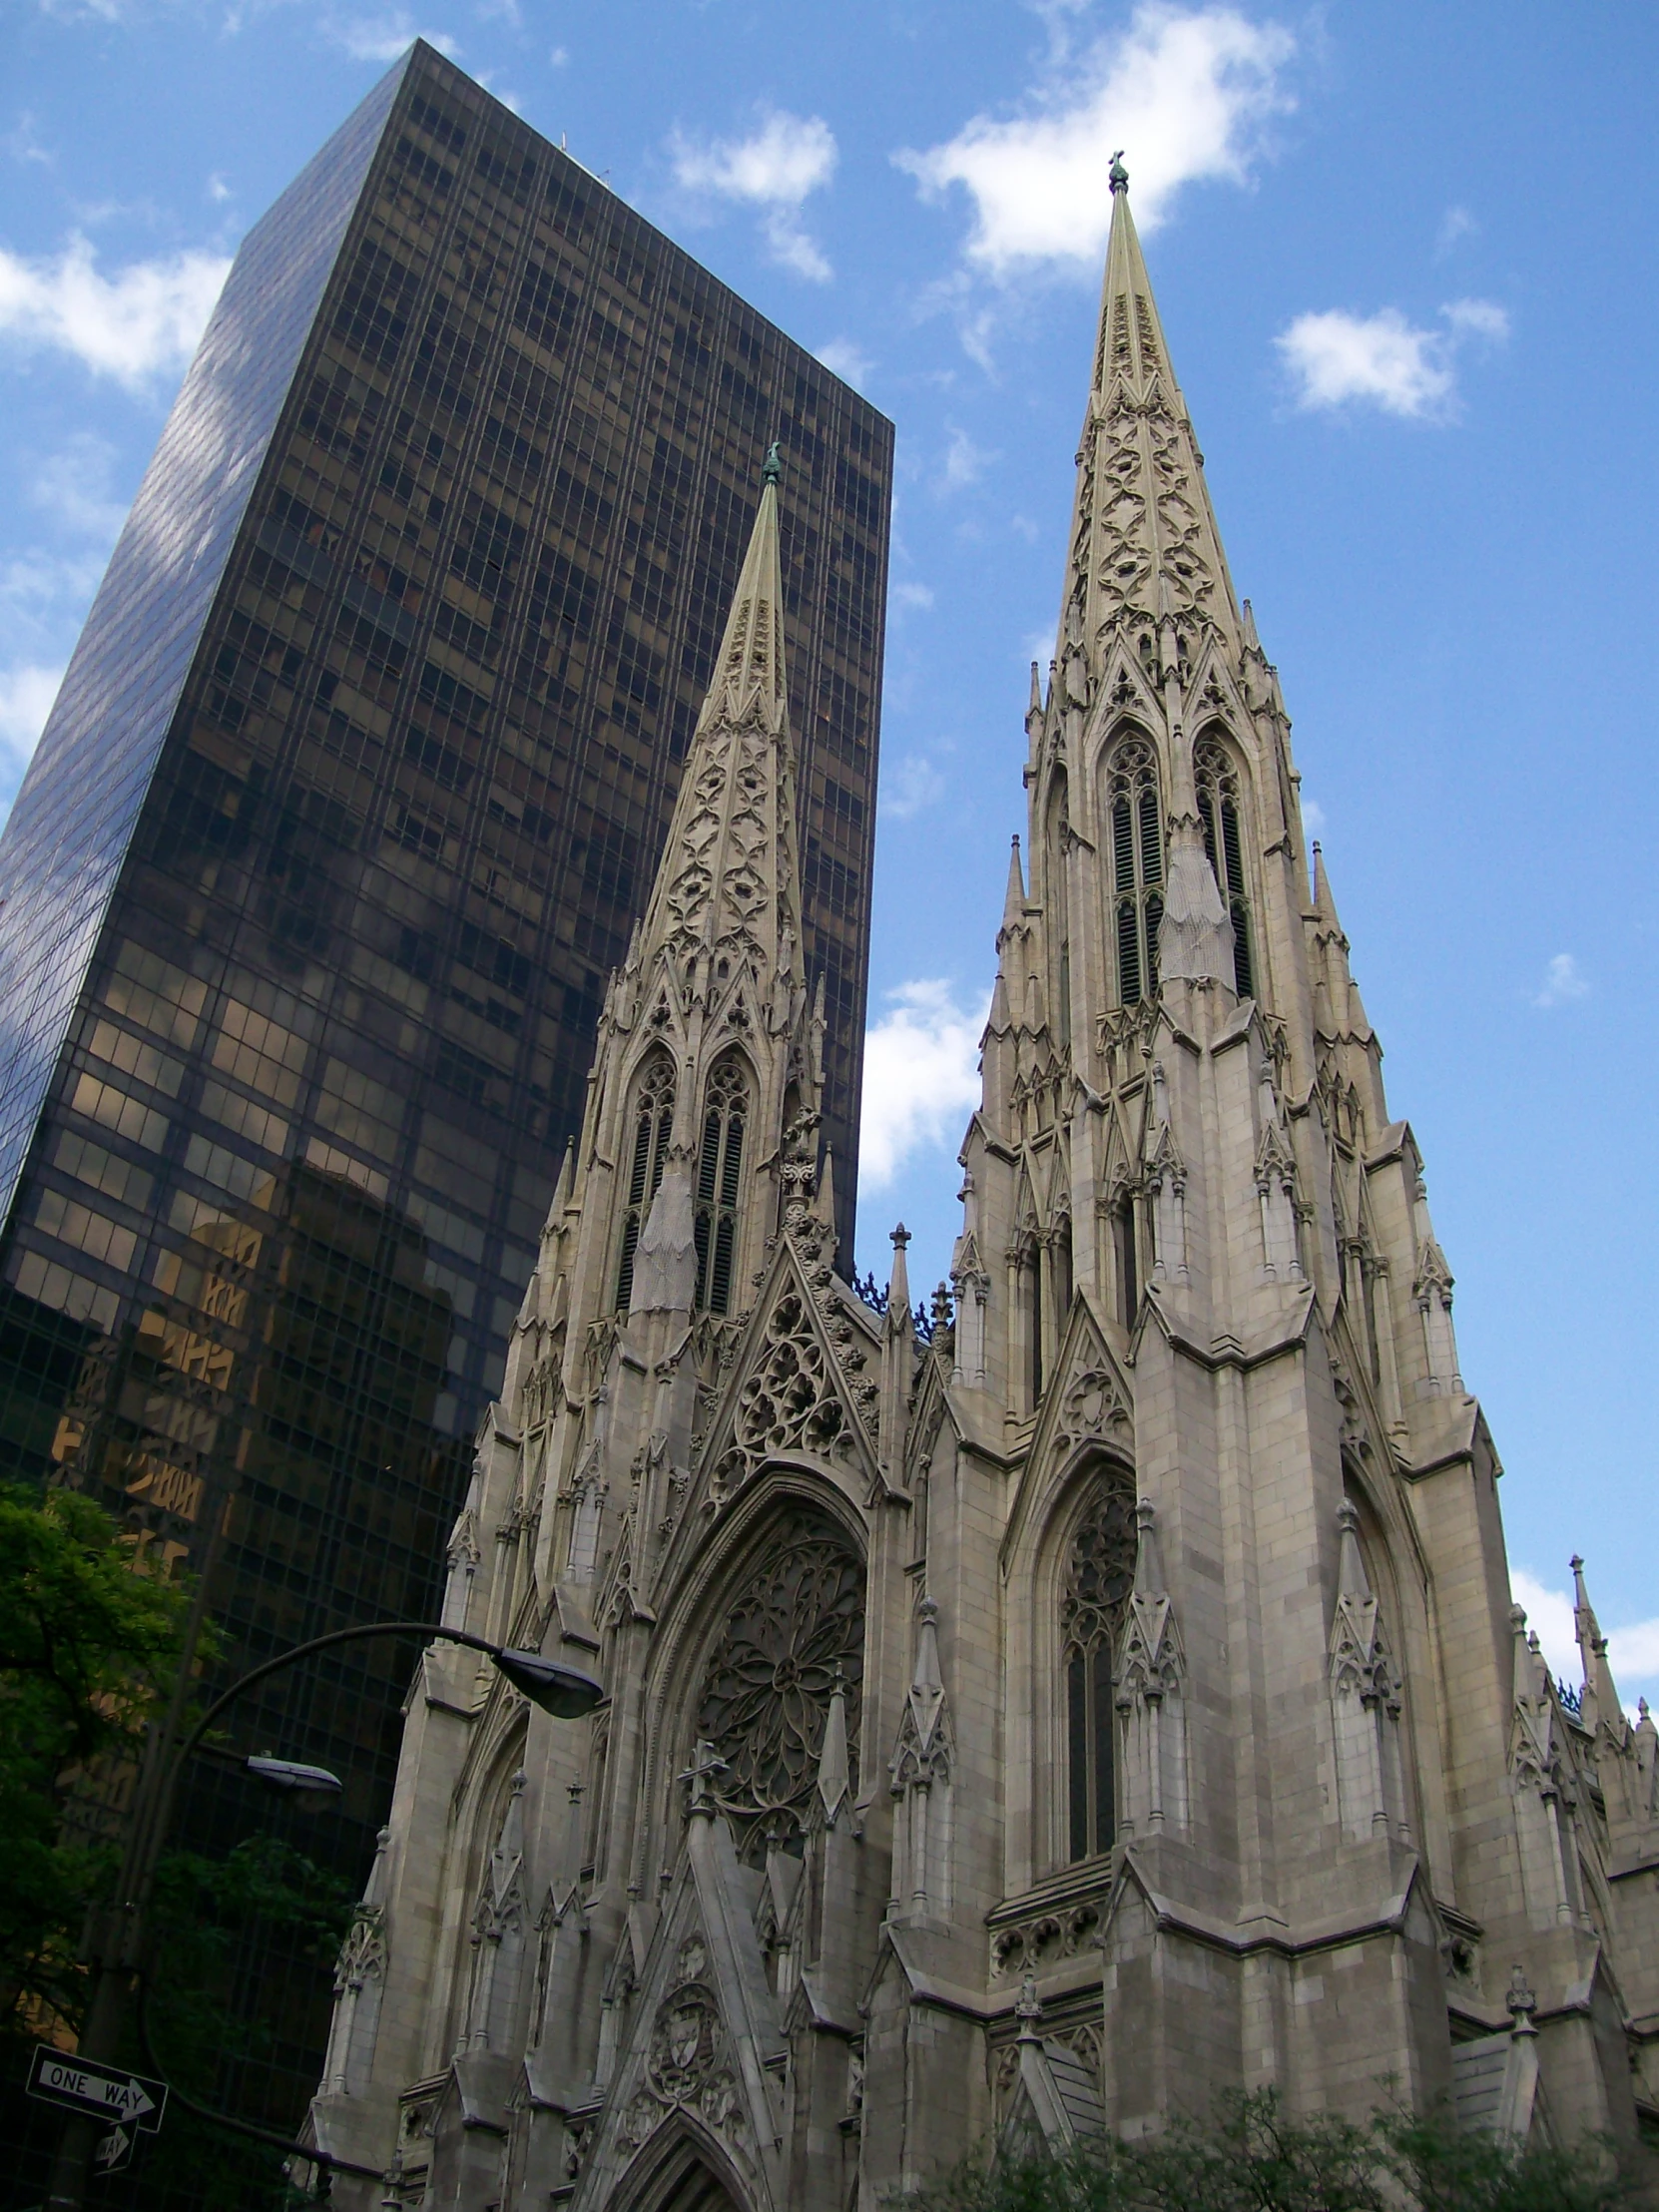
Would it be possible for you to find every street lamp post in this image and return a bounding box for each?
[43,1622,603,2211]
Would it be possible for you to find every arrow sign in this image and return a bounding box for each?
[26,2047,168,2133]
[93,2124,133,2174]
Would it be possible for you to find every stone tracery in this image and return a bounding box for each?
[1062,1472,1137,1863]
[692,1505,863,1857]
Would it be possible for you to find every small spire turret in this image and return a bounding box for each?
[886,1222,912,1328]
[1572,1554,1626,1738]
[1000,835,1026,940]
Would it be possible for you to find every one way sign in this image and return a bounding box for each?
[25,2047,168,2133]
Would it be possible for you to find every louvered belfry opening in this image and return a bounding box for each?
[693,1055,748,1315]
[615,1053,675,1309]
[1196,734,1255,1000]
[1107,735,1164,1005]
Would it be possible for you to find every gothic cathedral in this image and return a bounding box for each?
[309,176,1659,2210]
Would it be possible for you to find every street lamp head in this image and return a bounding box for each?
[492,1647,605,1719]
[246,1756,343,1804]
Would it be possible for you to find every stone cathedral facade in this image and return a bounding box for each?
[309,180,1659,2210]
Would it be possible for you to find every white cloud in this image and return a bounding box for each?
[6,115,52,168]
[940,425,990,491]
[1510,1569,1578,1683]
[29,434,128,544]
[672,111,838,281]
[1512,1567,1659,1697]
[1444,296,1509,342]
[882,756,946,821]
[0,441,125,628]
[0,234,230,391]
[324,14,458,63]
[859,978,989,1188]
[0,437,126,801]
[815,336,872,389]
[1534,952,1589,1009]
[899,4,1295,274]
[549,44,569,67]
[675,110,836,208]
[1277,298,1508,421]
[1436,204,1477,257]
[207,173,232,205]
[1277,307,1450,418]
[0,663,63,778]
[892,580,935,612]
[1611,1621,1659,1685]
[1301,796,1326,835]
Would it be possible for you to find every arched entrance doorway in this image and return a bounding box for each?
[657,2162,740,2212]
[624,2133,746,2212]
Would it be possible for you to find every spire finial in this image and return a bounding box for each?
[1108,149,1128,196]
[762,439,783,486]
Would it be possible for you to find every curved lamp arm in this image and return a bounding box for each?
[178,1619,604,1775]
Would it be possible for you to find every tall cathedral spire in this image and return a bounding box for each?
[1064,163,1244,682]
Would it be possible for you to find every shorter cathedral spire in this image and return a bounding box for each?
[625,444,804,1003]
[702,455,790,736]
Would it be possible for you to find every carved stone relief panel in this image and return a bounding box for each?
[616,1945,752,2171]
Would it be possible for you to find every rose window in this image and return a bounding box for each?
[693,1506,863,1857]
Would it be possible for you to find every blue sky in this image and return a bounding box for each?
[2,0,1656,1692]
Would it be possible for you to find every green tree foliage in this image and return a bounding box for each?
[914,2090,1641,2212]
[0,1484,356,2207]
[0,1482,195,2033]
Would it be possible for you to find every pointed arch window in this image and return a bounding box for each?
[615,1054,675,1310]
[1063,1473,1137,1862]
[1105,737,1163,1007]
[1195,736,1255,1000]
[694,1056,749,1315]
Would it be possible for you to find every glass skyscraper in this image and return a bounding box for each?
[0,40,888,2141]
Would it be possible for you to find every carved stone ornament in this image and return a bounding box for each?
[1054,1365,1131,1454]
[648,1983,720,2102]
[989,1895,1104,1983]
[693,1505,863,1855]
[713,1288,857,1499]
[615,1971,751,2164]
[333,1902,386,1996]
